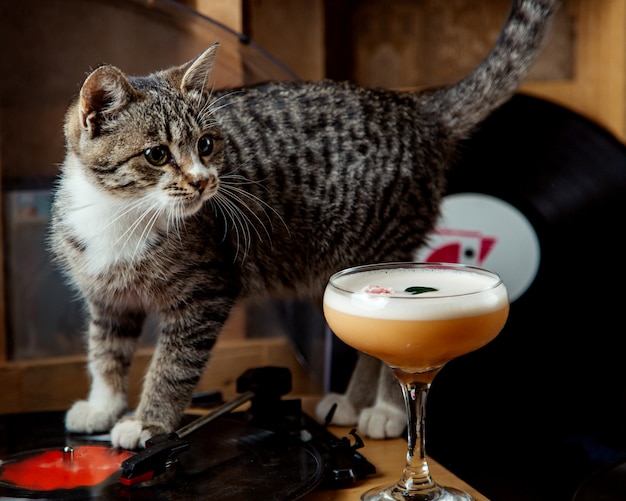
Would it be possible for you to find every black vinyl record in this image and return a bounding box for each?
[0,411,324,500]
[424,94,626,501]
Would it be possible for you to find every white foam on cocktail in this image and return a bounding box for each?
[324,267,508,320]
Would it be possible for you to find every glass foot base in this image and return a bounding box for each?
[360,483,474,501]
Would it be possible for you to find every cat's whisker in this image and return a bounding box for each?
[165,209,178,243]
[195,93,216,124]
[210,195,250,261]
[218,186,275,244]
[114,215,150,252]
[104,197,154,232]
[207,90,242,110]
[68,203,96,212]
[217,190,260,260]
[114,201,162,254]
[195,82,218,122]
[131,206,164,261]
[219,177,290,237]
[205,100,236,117]
[170,202,187,246]
[197,90,241,126]
[218,184,273,241]
[113,210,149,248]
[206,195,233,245]
[217,193,255,260]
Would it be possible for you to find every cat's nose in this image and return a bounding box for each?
[190,178,208,193]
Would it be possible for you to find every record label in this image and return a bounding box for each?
[416,192,541,301]
[0,446,133,491]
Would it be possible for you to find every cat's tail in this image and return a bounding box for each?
[424,0,557,141]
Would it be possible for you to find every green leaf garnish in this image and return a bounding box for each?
[405,286,438,295]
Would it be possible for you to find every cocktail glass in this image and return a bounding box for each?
[323,262,509,501]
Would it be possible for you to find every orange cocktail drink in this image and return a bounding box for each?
[323,264,509,373]
[323,262,509,501]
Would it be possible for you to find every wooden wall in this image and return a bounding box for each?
[1,0,624,414]
[523,0,626,143]
[185,0,626,142]
[239,0,626,142]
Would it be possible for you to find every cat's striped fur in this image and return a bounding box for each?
[50,0,556,449]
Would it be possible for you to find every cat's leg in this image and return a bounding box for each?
[358,363,406,439]
[110,306,227,449]
[315,352,379,426]
[65,308,144,435]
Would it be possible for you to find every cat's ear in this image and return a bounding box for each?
[180,42,220,96]
[78,65,137,137]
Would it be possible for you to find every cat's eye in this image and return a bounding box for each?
[144,145,170,166]
[197,135,214,157]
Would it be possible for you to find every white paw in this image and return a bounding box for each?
[315,393,359,426]
[358,402,406,439]
[65,400,119,434]
[110,419,155,450]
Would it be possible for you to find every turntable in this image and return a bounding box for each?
[0,367,375,500]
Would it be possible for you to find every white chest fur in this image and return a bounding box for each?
[61,157,165,276]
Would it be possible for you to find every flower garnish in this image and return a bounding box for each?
[364,285,395,294]
[405,286,438,295]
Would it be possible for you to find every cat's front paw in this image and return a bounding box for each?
[315,392,359,426]
[111,418,168,449]
[358,402,406,439]
[65,400,120,434]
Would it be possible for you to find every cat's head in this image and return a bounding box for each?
[64,43,223,218]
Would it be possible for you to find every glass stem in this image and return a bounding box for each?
[395,370,440,494]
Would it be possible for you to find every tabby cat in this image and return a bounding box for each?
[50,0,556,449]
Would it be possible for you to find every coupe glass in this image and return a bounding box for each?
[323,262,509,500]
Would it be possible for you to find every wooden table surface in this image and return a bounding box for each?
[305,426,489,501]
